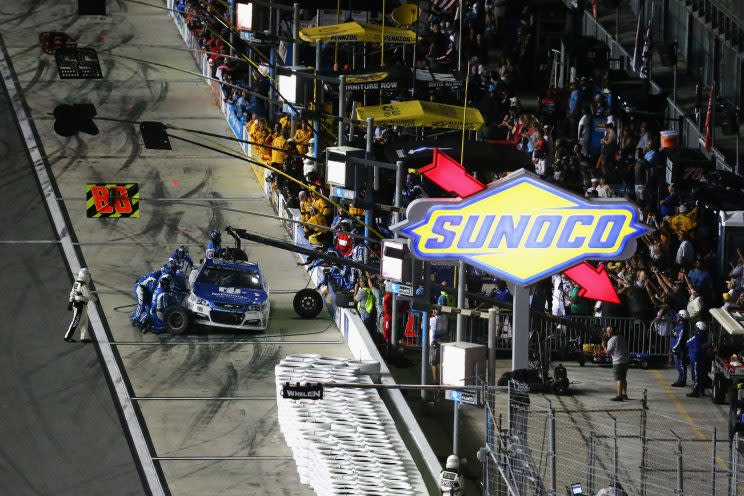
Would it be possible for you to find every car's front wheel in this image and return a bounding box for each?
[165,307,191,335]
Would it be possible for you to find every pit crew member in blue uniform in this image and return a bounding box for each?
[169,245,193,272]
[147,274,175,334]
[205,230,223,259]
[132,269,161,325]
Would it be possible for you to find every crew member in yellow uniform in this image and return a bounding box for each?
[294,120,313,155]
[304,206,329,245]
[271,128,288,167]
[279,112,292,133]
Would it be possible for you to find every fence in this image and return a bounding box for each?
[401,310,671,364]
[483,384,742,496]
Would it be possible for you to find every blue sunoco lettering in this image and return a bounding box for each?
[523,215,562,248]
[588,215,625,248]
[424,215,462,249]
[556,215,594,248]
[457,215,495,249]
[488,215,530,249]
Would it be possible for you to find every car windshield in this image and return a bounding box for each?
[196,266,263,290]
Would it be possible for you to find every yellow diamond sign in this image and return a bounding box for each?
[395,170,648,285]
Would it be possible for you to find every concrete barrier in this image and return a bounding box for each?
[335,307,442,493]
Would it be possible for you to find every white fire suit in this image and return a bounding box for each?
[65,277,96,342]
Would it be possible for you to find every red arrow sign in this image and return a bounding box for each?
[419,148,486,198]
[419,149,620,304]
[563,262,620,304]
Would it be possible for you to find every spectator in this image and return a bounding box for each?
[683,272,704,322]
[675,233,695,269]
[668,203,698,237]
[604,326,630,401]
[354,276,377,333]
[367,273,384,337]
[567,282,591,315]
[659,184,679,218]
[595,177,614,198]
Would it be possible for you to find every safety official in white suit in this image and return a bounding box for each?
[65,268,97,342]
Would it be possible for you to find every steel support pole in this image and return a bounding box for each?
[348,101,356,144]
[511,284,530,370]
[457,0,463,72]
[389,159,404,350]
[269,47,277,122]
[248,47,253,87]
[338,75,346,146]
[453,401,460,456]
[487,308,497,386]
[549,406,557,496]
[711,428,717,496]
[421,262,432,402]
[611,414,618,489]
[456,261,466,341]
[364,117,374,244]
[731,433,739,496]
[675,438,684,495]
[292,3,300,67]
[313,41,321,159]
[588,432,596,495]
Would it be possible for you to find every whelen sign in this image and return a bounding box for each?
[393,168,648,289]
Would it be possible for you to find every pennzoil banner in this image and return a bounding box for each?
[86,183,140,218]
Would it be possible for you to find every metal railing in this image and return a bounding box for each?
[482,384,740,496]
[402,310,673,363]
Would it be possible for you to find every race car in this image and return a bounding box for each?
[183,258,270,331]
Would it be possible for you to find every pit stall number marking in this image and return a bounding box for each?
[86,183,140,218]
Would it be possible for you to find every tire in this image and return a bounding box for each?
[639,360,650,370]
[552,378,569,395]
[165,307,190,335]
[293,289,324,318]
[712,375,728,405]
[578,357,586,367]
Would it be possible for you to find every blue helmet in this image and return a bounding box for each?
[161,260,177,275]
[159,274,173,291]
[208,230,222,244]
[175,245,188,260]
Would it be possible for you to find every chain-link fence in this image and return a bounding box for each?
[483,384,742,496]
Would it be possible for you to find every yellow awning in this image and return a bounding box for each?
[355,101,485,130]
[299,22,418,44]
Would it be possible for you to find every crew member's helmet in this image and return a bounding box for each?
[208,230,222,244]
[76,267,90,283]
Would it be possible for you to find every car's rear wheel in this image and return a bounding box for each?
[293,289,324,318]
[165,307,191,335]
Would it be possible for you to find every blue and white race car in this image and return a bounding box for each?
[184,258,270,331]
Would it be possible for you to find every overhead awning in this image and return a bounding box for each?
[355,100,484,130]
[299,22,418,44]
[343,65,411,91]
